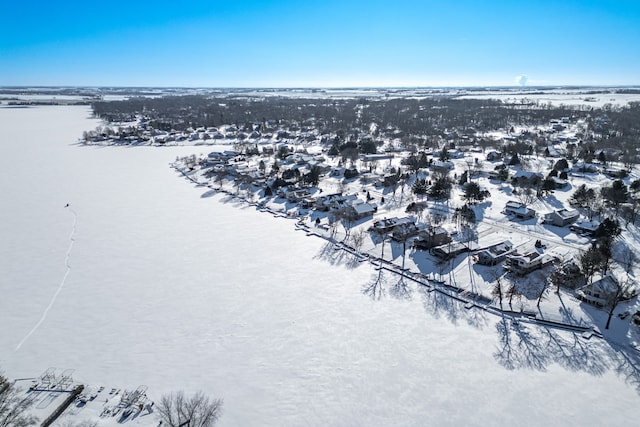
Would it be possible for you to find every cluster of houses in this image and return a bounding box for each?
[365,213,557,275]
[202,143,609,282]
[503,201,600,237]
[178,120,638,314]
[83,119,326,147]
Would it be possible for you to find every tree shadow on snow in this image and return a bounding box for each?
[493,315,640,394]
[361,268,413,301]
[416,285,488,330]
[362,268,391,300]
[200,189,217,198]
[314,241,361,270]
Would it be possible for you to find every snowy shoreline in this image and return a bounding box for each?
[172,162,602,337]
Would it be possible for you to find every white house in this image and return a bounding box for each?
[570,218,600,236]
[413,226,451,250]
[346,201,377,219]
[475,240,514,266]
[370,217,415,234]
[431,242,470,259]
[506,249,551,275]
[504,201,536,220]
[576,276,619,307]
[543,209,580,227]
[431,160,454,171]
[285,188,311,203]
[572,162,599,174]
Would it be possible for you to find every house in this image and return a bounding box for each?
[576,275,619,307]
[285,188,311,203]
[369,217,415,234]
[486,150,502,161]
[379,173,400,187]
[299,198,316,209]
[413,226,451,250]
[315,193,347,211]
[506,249,550,275]
[430,160,454,171]
[206,150,238,163]
[475,240,514,266]
[603,167,628,179]
[488,167,509,181]
[391,221,421,241]
[550,176,570,189]
[511,170,543,187]
[571,162,598,174]
[430,242,469,259]
[543,209,580,227]
[344,201,377,219]
[447,149,464,159]
[325,194,358,211]
[359,172,380,184]
[504,201,536,220]
[570,218,600,236]
[234,165,259,178]
[361,153,394,162]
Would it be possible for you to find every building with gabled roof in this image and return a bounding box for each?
[369,217,415,234]
[570,218,600,236]
[543,209,580,227]
[504,201,536,220]
[430,241,470,259]
[413,226,451,250]
[576,275,619,308]
[475,240,514,266]
[506,249,554,275]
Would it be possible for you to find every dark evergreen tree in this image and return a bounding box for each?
[412,179,428,198]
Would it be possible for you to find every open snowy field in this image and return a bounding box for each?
[458,88,640,108]
[1,105,640,426]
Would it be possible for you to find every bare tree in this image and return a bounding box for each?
[489,268,504,308]
[0,374,38,427]
[157,391,223,427]
[211,170,226,190]
[605,279,635,330]
[505,281,520,308]
[585,192,603,220]
[350,228,366,252]
[536,280,551,308]
[515,187,537,206]
[328,219,339,242]
[579,246,601,285]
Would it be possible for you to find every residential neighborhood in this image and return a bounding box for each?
[4,0,640,423]
[79,92,640,338]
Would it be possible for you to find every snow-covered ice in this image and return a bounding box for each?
[1,105,640,426]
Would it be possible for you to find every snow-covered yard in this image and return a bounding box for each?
[1,106,640,426]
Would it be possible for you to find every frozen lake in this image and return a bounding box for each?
[1,105,639,426]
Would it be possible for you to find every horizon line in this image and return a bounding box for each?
[2,84,640,91]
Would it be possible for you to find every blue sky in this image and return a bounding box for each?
[1,0,639,87]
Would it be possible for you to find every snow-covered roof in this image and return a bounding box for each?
[571,218,600,232]
[352,203,376,215]
[546,208,579,220]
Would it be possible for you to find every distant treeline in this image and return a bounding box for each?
[92,95,588,132]
[92,94,640,142]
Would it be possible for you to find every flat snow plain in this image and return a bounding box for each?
[1,106,639,426]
